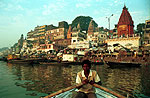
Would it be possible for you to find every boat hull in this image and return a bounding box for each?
[7,59,40,64]
[50,88,118,98]
[106,61,141,68]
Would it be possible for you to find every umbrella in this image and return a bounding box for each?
[107,45,112,47]
[113,43,119,47]
[125,43,132,46]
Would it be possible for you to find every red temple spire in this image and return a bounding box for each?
[117,5,134,37]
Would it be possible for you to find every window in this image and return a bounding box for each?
[57,29,59,32]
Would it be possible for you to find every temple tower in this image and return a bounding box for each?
[67,25,72,39]
[88,20,95,35]
[117,5,134,37]
[77,23,81,32]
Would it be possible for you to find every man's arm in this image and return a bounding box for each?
[76,72,89,89]
[95,81,102,85]
[90,71,102,85]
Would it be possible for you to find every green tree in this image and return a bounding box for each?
[137,23,145,33]
[71,16,98,31]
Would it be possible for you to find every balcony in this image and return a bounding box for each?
[146,25,150,28]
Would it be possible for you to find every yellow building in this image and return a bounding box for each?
[143,20,150,45]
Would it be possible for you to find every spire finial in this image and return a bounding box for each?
[123,3,127,9]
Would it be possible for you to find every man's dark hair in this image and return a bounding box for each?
[82,60,91,68]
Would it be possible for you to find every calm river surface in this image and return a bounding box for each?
[0,61,150,98]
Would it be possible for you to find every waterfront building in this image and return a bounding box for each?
[71,23,86,39]
[46,21,69,48]
[38,43,57,52]
[54,39,71,49]
[87,31,107,47]
[46,21,69,41]
[87,20,107,47]
[15,34,24,54]
[106,36,142,52]
[20,38,28,55]
[68,23,88,49]
[112,25,118,38]
[117,5,134,37]
[98,31,107,45]
[68,39,89,49]
[27,30,35,41]
[106,5,142,52]
[40,21,70,51]
[26,25,56,52]
[143,19,150,45]
[27,25,55,41]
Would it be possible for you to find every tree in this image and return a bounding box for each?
[71,16,98,31]
[137,23,145,33]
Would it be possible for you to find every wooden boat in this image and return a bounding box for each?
[39,61,82,65]
[106,61,141,68]
[7,59,40,64]
[0,57,7,61]
[43,83,126,98]
[39,61,59,65]
[91,61,104,65]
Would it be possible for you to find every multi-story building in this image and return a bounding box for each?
[87,20,107,47]
[106,37,141,52]
[143,20,150,45]
[68,23,88,49]
[46,21,69,49]
[46,21,69,41]
[98,31,107,45]
[112,24,118,38]
[27,30,35,41]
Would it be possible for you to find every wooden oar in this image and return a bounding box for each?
[93,84,126,98]
[44,83,83,98]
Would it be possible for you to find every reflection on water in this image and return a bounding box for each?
[0,61,150,98]
[102,66,141,97]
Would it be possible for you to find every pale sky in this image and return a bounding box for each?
[0,0,150,48]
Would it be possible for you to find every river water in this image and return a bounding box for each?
[0,61,150,98]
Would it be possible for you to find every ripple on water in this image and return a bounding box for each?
[0,62,150,97]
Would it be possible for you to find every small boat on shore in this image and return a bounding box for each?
[106,61,141,68]
[39,61,82,65]
[7,59,40,64]
[0,57,7,61]
[91,61,104,65]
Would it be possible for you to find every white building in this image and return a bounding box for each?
[87,31,107,47]
[68,37,89,49]
[106,36,142,52]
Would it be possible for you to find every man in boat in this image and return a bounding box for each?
[74,60,102,98]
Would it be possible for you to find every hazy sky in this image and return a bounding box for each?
[0,0,149,48]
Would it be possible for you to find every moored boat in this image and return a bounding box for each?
[91,61,104,65]
[39,61,82,65]
[106,61,141,68]
[7,59,40,64]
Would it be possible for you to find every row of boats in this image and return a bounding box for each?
[5,57,141,68]
[1,53,142,68]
